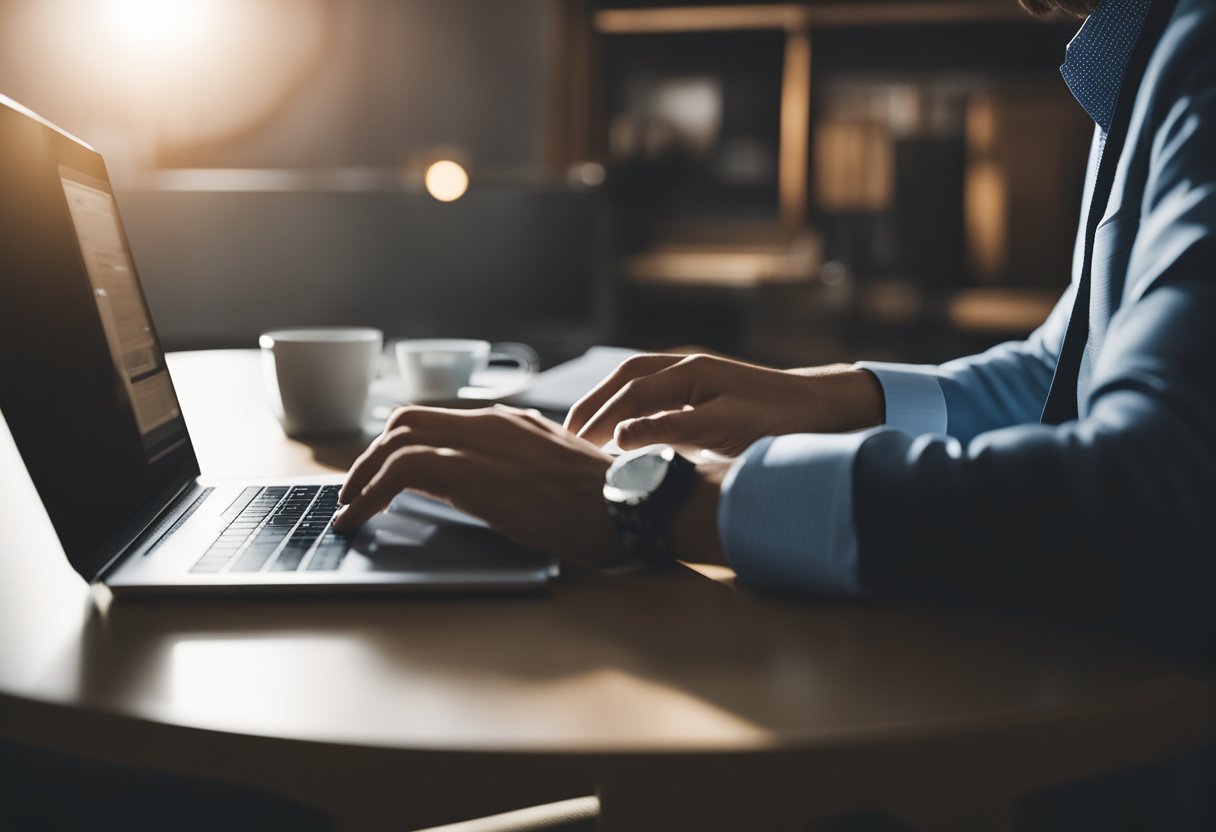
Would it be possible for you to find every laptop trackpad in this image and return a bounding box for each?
[388,491,490,528]
[350,493,551,574]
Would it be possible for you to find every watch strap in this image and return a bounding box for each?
[606,449,696,564]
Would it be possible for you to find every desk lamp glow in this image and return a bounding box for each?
[425,160,469,202]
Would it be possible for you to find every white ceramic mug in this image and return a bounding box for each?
[260,327,383,437]
[395,339,537,402]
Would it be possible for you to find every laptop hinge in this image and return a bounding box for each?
[93,479,203,582]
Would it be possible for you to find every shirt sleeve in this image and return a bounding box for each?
[718,431,875,595]
[854,361,948,436]
[850,285,1075,444]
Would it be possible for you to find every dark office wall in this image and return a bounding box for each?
[0,0,551,172]
[117,187,607,359]
[159,0,551,171]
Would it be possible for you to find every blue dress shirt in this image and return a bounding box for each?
[718,0,1162,595]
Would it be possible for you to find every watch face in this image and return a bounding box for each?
[606,446,671,500]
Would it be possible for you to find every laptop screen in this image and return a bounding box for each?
[60,167,188,463]
[0,98,199,581]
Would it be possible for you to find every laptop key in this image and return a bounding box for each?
[271,546,310,571]
[191,554,232,573]
[231,547,277,572]
[194,484,347,574]
[305,552,344,571]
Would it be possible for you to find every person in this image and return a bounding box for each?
[334,0,1215,648]
[333,4,1215,823]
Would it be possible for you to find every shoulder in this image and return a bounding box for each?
[1124,0,1216,300]
[1121,0,1216,178]
[1133,0,1216,174]
[1148,0,1216,86]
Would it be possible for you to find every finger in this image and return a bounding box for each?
[576,361,702,447]
[563,354,684,435]
[339,408,483,505]
[338,428,406,506]
[340,407,559,507]
[333,446,464,531]
[614,408,706,451]
[339,422,442,506]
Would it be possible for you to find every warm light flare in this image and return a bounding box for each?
[102,0,216,58]
[424,160,469,202]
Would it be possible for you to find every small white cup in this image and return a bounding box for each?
[395,339,537,402]
[260,327,383,437]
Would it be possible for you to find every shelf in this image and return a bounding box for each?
[623,239,820,287]
[595,2,1027,35]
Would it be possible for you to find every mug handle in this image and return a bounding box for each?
[488,342,539,376]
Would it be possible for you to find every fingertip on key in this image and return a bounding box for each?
[332,504,352,530]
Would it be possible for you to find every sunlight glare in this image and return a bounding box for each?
[103,0,216,58]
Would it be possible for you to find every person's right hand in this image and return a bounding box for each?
[564,354,884,457]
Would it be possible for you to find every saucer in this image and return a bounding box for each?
[368,366,534,417]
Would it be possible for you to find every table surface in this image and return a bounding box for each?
[1,349,1214,830]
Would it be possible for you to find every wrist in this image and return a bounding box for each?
[789,364,885,431]
[666,462,729,566]
[838,367,885,428]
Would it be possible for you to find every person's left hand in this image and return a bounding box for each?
[333,405,630,568]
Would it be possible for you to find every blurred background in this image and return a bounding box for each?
[0,0,1092,368]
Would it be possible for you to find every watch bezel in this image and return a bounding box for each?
[602,444,695,563]
[603,444,677,506]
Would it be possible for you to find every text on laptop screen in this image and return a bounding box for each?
[61,168,186,462]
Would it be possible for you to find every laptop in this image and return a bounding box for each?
[0,94,557,597]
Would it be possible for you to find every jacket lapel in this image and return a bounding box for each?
[1040,0,1177,425]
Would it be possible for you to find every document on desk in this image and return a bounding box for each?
[504,346,637,415]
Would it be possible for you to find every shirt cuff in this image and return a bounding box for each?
[718,432,873,595]
[855,361,948,436]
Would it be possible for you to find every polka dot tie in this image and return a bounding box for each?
[1060,0,1154,132]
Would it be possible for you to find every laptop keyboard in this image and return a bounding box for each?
[191,485,352,574]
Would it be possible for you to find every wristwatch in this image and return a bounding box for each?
[602,444,697,563]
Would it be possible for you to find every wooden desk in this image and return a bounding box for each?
[2,349,1214,830]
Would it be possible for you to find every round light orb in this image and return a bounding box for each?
[424,160,469,203]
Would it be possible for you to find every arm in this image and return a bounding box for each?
[855,276,1216,633]
[858,284,1074,443]
[731,27,1216,644]
[565,274,1079,452]
[861,129,1100,442]
[722,255,1215,633]
[566,354,884,456]
[857,13,1216,631]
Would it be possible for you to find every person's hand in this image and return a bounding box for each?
[333,405,662,568]
[565,354,884,457]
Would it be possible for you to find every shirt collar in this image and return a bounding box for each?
[1060,0,1154,132]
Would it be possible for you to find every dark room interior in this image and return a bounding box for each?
[2,1,1213,830]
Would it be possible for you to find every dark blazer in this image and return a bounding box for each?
[854,0,1216,651]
